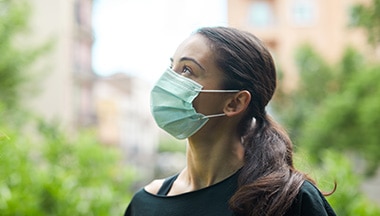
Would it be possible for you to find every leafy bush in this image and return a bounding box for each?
[273,44,380,174]
[0,117,134,215]
[298,63,380,174]
[295,150,380,216]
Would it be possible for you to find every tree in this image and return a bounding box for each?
[272,0,380,176]
[351,0,380,45]
[0,116,134,215]
[295,49,380,175]
[272,44,335,140]
[0,0,49,111]
[295,150,380,216]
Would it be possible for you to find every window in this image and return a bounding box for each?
[291,0,316,26]
[248,1,275,28]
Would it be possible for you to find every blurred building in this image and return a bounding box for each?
[228,0,371,90]
[25,0,159,176]
[94,73,159,177]
[26,0,95,129]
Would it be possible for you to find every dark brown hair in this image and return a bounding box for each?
[196,26,313,216]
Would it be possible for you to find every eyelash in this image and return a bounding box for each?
[169,64,193,76]
[181,65,192,74]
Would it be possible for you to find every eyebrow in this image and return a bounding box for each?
[170,57,205,71]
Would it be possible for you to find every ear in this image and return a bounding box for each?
[223,90,251,117]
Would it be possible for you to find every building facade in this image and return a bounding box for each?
[26,1,159,178]
[94,73,159,178]
[228,0,371,90]
[27,0,95,129]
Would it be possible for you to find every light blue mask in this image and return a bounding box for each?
[150,68,239,139]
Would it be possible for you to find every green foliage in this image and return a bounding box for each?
[273,44,380,175]
[299,63,380,174]
[295,150,380,216]
[0,114,134,215]
[272,44,336,140]
[351,0,380,45]
[0,0,50,110]
[1,1,135,214]
[295,45,335,102]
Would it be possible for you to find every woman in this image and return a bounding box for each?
[125,27,336,216]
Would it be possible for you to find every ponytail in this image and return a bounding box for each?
[195,27,317,215]
[229,114,307,216]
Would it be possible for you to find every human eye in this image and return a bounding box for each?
[181,65,192,76]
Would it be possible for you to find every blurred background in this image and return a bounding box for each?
[0,0,379,215]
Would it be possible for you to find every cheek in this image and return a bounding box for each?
[192,93,226,115]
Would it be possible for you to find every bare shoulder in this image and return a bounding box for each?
[144,179,165,195]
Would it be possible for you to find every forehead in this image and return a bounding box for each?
[172,34,214,68]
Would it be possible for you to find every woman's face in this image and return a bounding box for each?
[170,34,227,117]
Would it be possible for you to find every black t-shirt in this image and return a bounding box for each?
[124,171,336,216]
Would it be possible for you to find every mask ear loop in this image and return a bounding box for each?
[200,113,226,119]
[197,90,240,93]
[196,89,239,120]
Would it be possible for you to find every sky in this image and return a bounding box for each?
[92,0,227,83]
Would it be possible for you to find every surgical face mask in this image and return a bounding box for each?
[150,68,239,139]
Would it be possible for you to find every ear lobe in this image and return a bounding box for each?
[224,90,251,117]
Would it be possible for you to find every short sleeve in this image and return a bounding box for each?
[286,181,336,216]
[123,189,152,216]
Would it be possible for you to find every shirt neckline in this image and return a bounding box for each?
[143,169,241,198]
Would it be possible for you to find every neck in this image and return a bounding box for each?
[183,132,244,190]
